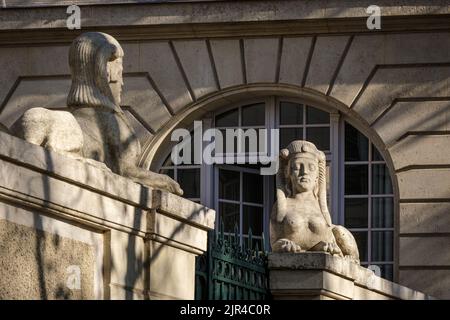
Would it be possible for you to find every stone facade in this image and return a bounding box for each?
[0,131,214,299]
[0,0,449,299]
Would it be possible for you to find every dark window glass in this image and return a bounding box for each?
[160,168,174,180]
[344,198,368,228]
[242,103,265,126]
[372,198,394,228]
[345,123,368,161]
[377,264,394,281]
[216,108,239,127]
[372,164,393,194]
[219,202,240,233]
[243,205,263,236]
[243,172,263,204]
[280,128,303,148]
[352,231,368,262]
[371,231,393,262]
[177,169,200,199]
[345,165,368,194]
[372,144,384,161]
[306,127,330,151]
[280,102,303,125]
[306,106,329,124]
[219,170,240,201]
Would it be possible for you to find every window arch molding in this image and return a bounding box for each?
[142,84,399,281]
[140,84,371,170]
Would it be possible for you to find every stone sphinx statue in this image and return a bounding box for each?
[270,140,360,263]
[11,32,182,195]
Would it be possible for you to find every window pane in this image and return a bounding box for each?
[280,102,303,125]
[372,198,394,228]
[306,106,329,124]
[160,168,174,180]
[377,264,394,281]
[372,164,393,194]
[177,168,200,199]
[344,198,368,228]
[219,202,240,233]
[345,165,368,194]
[219,169,240,201]
[243,172,263,204]
[371,231,393,262]
[243,205,263,236]
[216,108,238,127]
[372,144,384,161]
[280,128,303,148]
[242,103,265,126]
[306,127,330,151]
[345,123,368,161]
[352,231,368,262]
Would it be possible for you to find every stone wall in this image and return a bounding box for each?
[0,0,449,299]
[0,131,215,299]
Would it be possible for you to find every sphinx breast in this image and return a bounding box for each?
[283,211,329,235]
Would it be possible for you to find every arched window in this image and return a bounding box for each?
[157,97,394,280]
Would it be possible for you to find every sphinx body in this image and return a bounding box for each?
[270,140,360,263]
[10,32,182,195]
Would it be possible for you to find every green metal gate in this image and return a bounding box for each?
[195,225,271,300]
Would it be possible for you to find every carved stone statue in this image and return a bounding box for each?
[11,32,183,195]
[270,140,360,263]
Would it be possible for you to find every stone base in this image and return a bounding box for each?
[269,253,434,300]
[0,132,215,299]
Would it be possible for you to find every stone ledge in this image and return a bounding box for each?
[269,252,435,300]
[0,131,215,237]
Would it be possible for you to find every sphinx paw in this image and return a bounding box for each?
[272,239,302,253]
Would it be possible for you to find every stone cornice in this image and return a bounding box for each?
[0,15,449,46]
[0,1,449,45]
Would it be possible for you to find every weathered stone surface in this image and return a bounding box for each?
[353,66,450,124]
[140,41,193,112]
[269,252,433,300]
[400,269,450,300]
[121,75,172,132]
[244,38,279,83]
[2,1,449,31]
[0,218,95,300]
[389,135,450,170]
[400,237,450,266]
[0,78,70,128]
[123,110,153,147]
[397,169,450,200]
[209,39,244,88]
[173,40,218,99]
[400,203,450,234]
[278,37,313,86]
[305,36,349,94]
[374,100,450,146]
[331,33,450,106]
[0,128,215,300]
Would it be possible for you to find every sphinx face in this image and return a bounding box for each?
[108,56,124,105]
[289,156,319,194]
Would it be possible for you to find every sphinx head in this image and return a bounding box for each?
[280,140,326,197]
[67,32,124,109]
